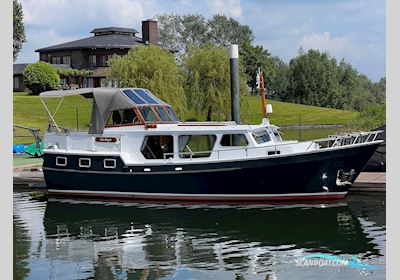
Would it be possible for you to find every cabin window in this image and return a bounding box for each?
[155,107,171,122]
[166,107,179,122]
[252,129,271,144]
[123,90,146,104]
[139,107,158,122]
[220,134,249,147]
[107,109,141,126]
[141,136,174,159]
[104,159,116,169]
[273,131,282,141]
[56,156,67,166]
[135,89,158,104]
[79,158,91,168]
[179,135,216,158]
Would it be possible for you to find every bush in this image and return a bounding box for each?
[350,103,386,131]
[22,61,60,95]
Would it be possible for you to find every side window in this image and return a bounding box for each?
[252,130,271,144]
[179,135,216,158]
[107,109,140,126]
[273,131,282,141]
[122,109,140,124]
[104,159,116,169]
[220,134,248,147]
[56,156,67,166]
[141,136,174,159]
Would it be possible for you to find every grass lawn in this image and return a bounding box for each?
[13,92,359,144]
[13,92,92,144]
[186,95,359,125]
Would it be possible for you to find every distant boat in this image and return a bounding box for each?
[363,125,385,172]
[38,88,383,202]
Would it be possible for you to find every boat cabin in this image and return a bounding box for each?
[39,87,297,166]
[105,88,179,127]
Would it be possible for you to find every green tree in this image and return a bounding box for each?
[281,49,384,111]
[286,49,340,108]
[183,44,249,121]
[157,13,184,51]
[206,14,254,46]
[107,45,187,116]
[375,77,386,104]
[13,0,26,61]
[23,61,60,95]
[269,56,290,101]
[156,13,254,53]
[181,14,208,48]
[240,42,274,93]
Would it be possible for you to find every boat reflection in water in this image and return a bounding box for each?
[42,198,384,279]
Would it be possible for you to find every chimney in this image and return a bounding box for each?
[142,19,158,45]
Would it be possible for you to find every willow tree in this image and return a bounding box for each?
[183,44,248,121]
[13,0,26,61]
[107,45,187,117]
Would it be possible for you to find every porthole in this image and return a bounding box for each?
[104,159,116,169]
[79,158,91,168]
[56,156,67,167]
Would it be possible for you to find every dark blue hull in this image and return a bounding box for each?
[42,142,380,201]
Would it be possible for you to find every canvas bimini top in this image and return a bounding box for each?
[39,87,179,134]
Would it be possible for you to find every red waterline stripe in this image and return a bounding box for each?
[47,191,346,202]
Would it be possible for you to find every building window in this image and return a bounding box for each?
[60,77,68,87]
[62,55,71,65]
[13,77,20,89]
[99,55,107,66]
[141,135,174,159]
[220,134,249,147]
[51,56,61,64]
[89,55,97,67]
[178,135,216,158]
[86,78,94,87]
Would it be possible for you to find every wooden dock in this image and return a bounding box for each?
[351,172,386,192]
[13,167,386,193]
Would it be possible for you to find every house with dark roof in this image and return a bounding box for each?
[13,63,72,92]
[13,19,159,92]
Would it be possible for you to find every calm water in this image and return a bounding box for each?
[13,190,385,280]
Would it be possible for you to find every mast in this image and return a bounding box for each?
[257,69,267,117]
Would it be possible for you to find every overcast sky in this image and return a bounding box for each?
[16,0,385,82]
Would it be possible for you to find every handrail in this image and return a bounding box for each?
[163,130,383,161]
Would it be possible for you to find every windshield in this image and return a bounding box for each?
[252,129,271,144]
[155,107,171,122]
[139,107,158,122]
